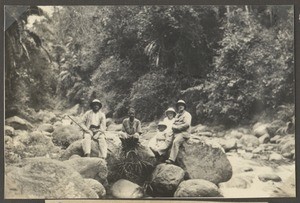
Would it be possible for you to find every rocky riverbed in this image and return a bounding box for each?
[4,109,296,198]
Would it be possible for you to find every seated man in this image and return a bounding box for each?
[119,108,142,140]
[81,99,107,159]
[148,121,173,160]
[165,100,192,164]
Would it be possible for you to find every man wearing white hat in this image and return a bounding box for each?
[81,99,107,159]
[166,99,192,164]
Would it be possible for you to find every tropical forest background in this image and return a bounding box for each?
[5,5,294,128]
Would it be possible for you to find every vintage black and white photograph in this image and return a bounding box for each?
[4,5,295,199]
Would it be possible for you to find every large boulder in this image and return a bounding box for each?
[5,158,99,198]
[52,125,83,148]
[110,179,143,198]
[84,178,106,197]
[176,141,232,185]
[239,134,260,148]
[38,124,54,133]
[64,157,108,184]
[5,116,33,131]
[174,179,223,197]
[150,163,185,197]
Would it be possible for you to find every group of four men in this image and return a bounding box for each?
[80,99,192,164]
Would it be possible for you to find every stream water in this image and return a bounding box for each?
[220,152,295,197]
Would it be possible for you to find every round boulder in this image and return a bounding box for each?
[174,179,222,197]
[150,163,185,196]
[110,179,143,198]
[176,141,232,185]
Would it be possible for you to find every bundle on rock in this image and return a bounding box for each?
[108,137,156,185]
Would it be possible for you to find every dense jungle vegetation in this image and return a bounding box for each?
[5,5,294,127]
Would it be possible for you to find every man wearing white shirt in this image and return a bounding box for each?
[81,99,107,159]
[166,100,192,164]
